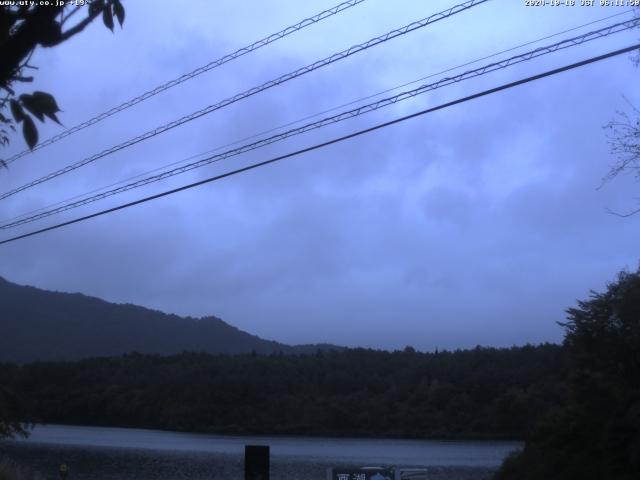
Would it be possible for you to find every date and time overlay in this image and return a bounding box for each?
[1,0,639,7]
[525,0,639,6]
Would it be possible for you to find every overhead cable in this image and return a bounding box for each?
[0,0,489,201]
[9,7,626,226]
[3,0,368,165]
[1,43,638,246]
[7,9,633,227]
[2,17,637,230]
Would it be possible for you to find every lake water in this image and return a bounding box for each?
[1,425,522,480]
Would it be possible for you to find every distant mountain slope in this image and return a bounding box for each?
[0,277,338,362]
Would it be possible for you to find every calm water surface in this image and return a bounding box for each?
[15,425,520,466]
[2,425,522,480]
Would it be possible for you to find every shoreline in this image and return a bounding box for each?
[13,422,525,443]
[1,442,500,480]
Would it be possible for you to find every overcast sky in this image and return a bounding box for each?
[1,0,639,351]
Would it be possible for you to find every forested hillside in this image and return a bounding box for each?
[1,344,563,439]
[0,277,337,362]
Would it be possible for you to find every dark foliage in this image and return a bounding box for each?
[0,344,564,439]
[0,381,31,439]
[0,1,124,156]
[495,268,640,480]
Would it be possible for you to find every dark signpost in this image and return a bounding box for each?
[245,445,270,480]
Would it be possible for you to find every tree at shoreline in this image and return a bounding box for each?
[495,266,640,480]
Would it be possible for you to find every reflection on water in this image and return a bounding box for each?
[2,425,522,480]
[15,424,520,466]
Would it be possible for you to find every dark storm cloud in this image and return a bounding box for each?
[1,0,639,350]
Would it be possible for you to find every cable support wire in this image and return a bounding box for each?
[3,0,367,165]
[1,43,638,247]
[1,16,637,231]
[4,9,631,227]
[0,0,489,202]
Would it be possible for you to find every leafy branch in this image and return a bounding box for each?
[0,0,125,162]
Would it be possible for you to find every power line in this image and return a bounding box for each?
[2,17,637,230]
[4,10,630,228]
[0,0,489,202]
[8,7,628,227]
[3,0,367,165]
[1,43,637,246]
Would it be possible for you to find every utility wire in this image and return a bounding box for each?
[3,0,367,165]
[0,0,488,202]
[5,8,629,227]
[1,43,638,246]
[4,10,630,228]
[2,17,637,230]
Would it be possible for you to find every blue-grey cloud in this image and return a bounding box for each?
[1,0,639,351]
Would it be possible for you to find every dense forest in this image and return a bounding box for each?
[2,268,638,479]
[0,344,563,440]
[496,268,640,480]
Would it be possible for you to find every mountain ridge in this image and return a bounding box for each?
[0,276,340,363]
